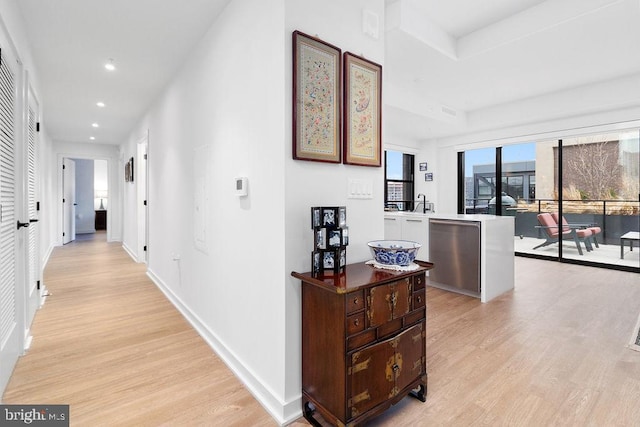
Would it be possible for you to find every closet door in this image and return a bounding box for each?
[0,47,20,392]
[26,89,40,327]
[62,158,76,244]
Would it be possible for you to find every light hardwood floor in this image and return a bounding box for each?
[3,233,640,426]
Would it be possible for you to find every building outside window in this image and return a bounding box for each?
[385,150,415,211]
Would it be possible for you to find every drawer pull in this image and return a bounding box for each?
[417,296,422,303]
[354,318,359,327]
[353,297,358,305]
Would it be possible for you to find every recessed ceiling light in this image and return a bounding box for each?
[104,59,116,71]
[96,102,105,108]
[90,136,96,141]
[92,123,99,128]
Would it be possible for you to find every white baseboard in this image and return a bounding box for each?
[121,242,138,262]
[42,244,55,269]
[23,331,32,353]
[146,268,301,426]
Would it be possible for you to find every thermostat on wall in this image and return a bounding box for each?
[235,177,248,197]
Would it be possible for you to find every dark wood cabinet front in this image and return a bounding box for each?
[367,278,411,329]
[292,261,433,426]
[95,210,107,230]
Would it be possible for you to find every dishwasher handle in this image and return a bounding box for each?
[429,219,480,228]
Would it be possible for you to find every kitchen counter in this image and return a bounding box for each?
[384,212,515,302]
[428,214,514,302]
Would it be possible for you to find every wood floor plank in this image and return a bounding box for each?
[3,233,640,426]
[2,233,278,426]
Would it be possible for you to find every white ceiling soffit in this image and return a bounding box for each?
[384,0,640,140]
[386,0,625,60]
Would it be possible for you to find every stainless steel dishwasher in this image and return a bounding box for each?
[428,218,481,296]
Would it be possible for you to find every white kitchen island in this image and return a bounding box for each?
[384,212,514,303]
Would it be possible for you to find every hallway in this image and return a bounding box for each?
[2,233,277,426]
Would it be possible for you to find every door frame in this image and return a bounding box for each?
[62,157,76,244]
[23,80,43,343]
[136,133,149,263]
[57,154,112,246]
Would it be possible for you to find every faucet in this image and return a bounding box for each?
[417,193,426,213]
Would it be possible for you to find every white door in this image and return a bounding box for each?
[137,138,148,263]
[0,45,21,392]
[26,89,40,325]
[62,158,76,244]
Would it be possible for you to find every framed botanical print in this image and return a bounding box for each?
[292,31,342,163]
[343,52,382,167]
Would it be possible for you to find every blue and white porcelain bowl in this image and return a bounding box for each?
[367,240,421,266]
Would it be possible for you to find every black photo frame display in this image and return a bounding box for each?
[342,227,349,246]
[322,250,337,270]
[327,228,343,248]
[311,207,321,228]
[338,206,347,227]
[312,251,321,276]
[322,207,339,227]
[311,205,348,276]
[314,228,327,250]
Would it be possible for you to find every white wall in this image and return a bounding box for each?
[283,0,386,418]
[38,128,56,266]
[121,139,139,258]
[122,0,289,422]
[120,0,386,423]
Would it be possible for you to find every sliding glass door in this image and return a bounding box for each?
[560,131,639,268]
[462,147,496,214]
[460,128,639,272]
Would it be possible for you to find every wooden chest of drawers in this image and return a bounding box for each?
[292,261,433,426]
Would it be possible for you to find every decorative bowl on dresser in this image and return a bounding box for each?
[291,260,433,426]
[367,240,422,266]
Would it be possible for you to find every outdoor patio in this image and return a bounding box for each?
[516,235,640,269]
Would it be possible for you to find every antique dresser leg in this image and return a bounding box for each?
[303,400,323,427]
[409,382,427,402]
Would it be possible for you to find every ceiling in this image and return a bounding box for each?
[16,0,232,145]
[14,0,640,146]
[385,0,640,141]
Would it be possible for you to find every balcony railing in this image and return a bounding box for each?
[466,197,639,245]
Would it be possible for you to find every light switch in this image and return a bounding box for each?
[348,178,373,199]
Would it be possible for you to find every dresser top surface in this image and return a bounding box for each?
[292,261,433,294]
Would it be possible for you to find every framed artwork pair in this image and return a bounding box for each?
[292,30,382,167]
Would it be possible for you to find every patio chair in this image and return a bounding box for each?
[534,212,593,255]
[587,226,601,248]
[551,212,599,250]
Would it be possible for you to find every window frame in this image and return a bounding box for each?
[384,151,415,211]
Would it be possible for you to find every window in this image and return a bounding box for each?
[502,175,524,199]
[458,134,639,272]
[464,147,496,214]
[385,151,414,211]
